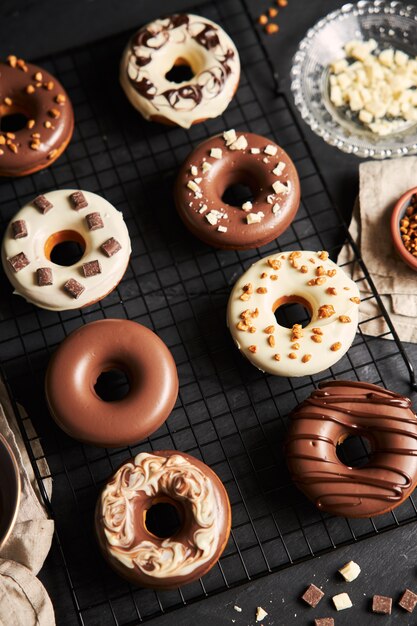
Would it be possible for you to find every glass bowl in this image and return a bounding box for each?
[291,1,417,159]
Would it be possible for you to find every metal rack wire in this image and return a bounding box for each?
[1,0,417,623]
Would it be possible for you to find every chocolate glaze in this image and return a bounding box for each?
[0,59,74,177]
[174,132,300,250]
[286,381,417,518]
[45,319,179,447]
[95,450,231,589]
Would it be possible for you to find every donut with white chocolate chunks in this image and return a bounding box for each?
[95,450,231,588]
[0,56,74,177]
[2,190,131,311]
[120,14,240,128]
[227,250,360,376]
[175,131,300,250]
[286,381,417,518]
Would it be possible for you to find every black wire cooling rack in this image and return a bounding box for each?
[1,0,417,623]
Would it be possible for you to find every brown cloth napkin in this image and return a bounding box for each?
[338,156,417,342]
[0,378,55,625]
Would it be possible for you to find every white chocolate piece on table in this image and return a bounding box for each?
[339,560,361,582]
[333,592,353,611]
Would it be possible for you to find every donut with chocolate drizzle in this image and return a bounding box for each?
[120,14,240,128]
[286,381,417,518]
[0,56,74,177]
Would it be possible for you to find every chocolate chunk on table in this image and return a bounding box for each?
[11,219,27,239]
[372,595,392,615]
[33,194,53,213]
[64,278,85,299]
[399,589,417,612]
[315,619,334,626]
[82,260,101,277]
[8,252,30,272]
[101,237,121,257]
[70,191,88,210]
[37,267,53,286]
[86,212,103,230]
[301,583,324,608]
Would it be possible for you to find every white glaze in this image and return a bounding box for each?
[1,189,131,311]
[100,452,221,579]
[227,250,360,377]
[120,14,240,128]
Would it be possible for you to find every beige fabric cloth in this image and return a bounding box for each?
[0,379,55,625]
[338,156,417,342]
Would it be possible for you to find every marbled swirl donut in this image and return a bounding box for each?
[120,14,240,128]
[286,381,417,518]
[2,190,131,311]
[174,131,300,249]
[227,250,360,376]
[0,56,74,177]
[95,451,231,588]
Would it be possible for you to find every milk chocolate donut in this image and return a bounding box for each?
[95,450,231,589]
[0,56,74,177]
[2,190,131,311]
[120,14,240,128]
[45,320,178,447]
[286,381,417,518]
[174,131,300,250]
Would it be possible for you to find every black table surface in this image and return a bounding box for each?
[2,1,417,624]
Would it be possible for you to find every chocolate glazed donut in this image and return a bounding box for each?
[45,319,178,447]
[286,381,417,518]
[174,132,300,250]
[0,57,74,177]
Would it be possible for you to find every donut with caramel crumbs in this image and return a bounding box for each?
[174,131,300,249]
[95,450,231,588]
[45,319,179,447]
[227,250,360,376]
[0,56,74,176]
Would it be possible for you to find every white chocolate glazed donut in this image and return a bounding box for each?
[227,250,360,377]
[95,451,231,589]
[120,13,240,128]
[2,190,131,311]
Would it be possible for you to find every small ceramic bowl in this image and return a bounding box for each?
[0,433,20,550]
[391,186,417,272]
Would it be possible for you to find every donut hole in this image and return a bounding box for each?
[222,183,254,207]
[45,230,86,267]
[0,112,30,133]
[94,368,130,402]
[336,434,372,468]
[165,58,195,83]
[145,500,183,539]
[220,170,256,207]
[273,296,312,329]
[0,102,31,133]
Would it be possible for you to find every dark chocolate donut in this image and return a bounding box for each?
[95,450,231,589]
[286,381,417,518]
[45,319,178,447]
[174,131,300,250]
[0,56,74,177]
